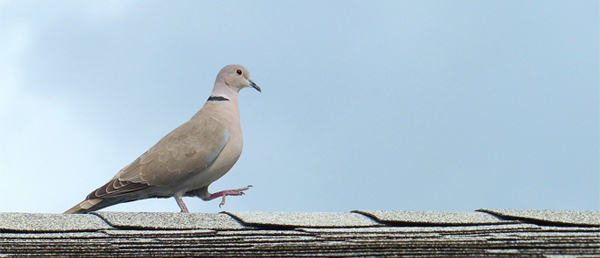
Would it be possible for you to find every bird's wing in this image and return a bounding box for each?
[88,115,229,199]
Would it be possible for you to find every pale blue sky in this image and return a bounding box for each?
[1,1,598,213]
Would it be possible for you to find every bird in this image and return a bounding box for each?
[64,64,260,214]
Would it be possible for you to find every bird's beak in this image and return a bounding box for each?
[249,80,261,93]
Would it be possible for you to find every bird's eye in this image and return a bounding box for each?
[236,69,243,75]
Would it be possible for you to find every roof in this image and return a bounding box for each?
[1,209,598,257]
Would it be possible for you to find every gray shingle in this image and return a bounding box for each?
[1,210,598,257]
[222,211,380,228]
[0,232,108,239]
[298,223,544,234]
[353,210,516,225]
[101,229,214,237]
[0,213,111,232]
[478,209,600,226]
[92,211,247,230]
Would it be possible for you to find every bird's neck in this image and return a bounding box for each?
[192,95,241,130]
[194,85,241,125]
[210,85,238,102]
[200,88,240,120]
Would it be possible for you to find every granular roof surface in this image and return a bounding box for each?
[1,209,598,257]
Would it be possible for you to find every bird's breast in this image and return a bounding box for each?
[176,126,243,194]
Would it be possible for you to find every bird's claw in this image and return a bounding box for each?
[212,185,253,208]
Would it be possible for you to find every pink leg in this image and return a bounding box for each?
[175,196,189,213]
[208,185,253,208]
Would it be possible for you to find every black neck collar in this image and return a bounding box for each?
[207,96,230,102]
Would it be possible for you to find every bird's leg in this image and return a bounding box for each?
[208,185,253,208]
[175,196,189,213]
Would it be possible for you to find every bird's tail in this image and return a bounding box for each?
[64,198,104,214]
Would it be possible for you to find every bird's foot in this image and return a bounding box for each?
[208,185,253,208]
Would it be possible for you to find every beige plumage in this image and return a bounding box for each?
[65,64,260,214]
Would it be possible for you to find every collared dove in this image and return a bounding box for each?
[65,64,260,214]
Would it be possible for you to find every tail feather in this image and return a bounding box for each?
[64,196,164,214]
[64,197,136,214]
[64,198,104,214]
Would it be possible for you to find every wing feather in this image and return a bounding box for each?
[89,115,229,199]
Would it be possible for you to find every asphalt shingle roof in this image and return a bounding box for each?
[93,211,247,230]
[354,210,515,225]
[478,209,600,226]
[1,209,598,257]
[223,211,380,228]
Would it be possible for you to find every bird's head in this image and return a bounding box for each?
[219,64,261,93]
